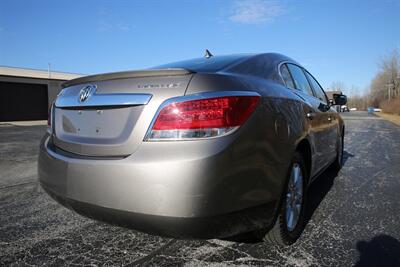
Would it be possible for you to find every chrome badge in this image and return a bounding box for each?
[78,85,96,103]
[137,83,180,89]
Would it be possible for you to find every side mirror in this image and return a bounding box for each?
[333,94,347,106]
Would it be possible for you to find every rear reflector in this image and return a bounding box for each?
[146,95,260,140]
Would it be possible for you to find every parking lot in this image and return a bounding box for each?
[1,111,399,266]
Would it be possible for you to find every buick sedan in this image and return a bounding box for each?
[39,53,347,245]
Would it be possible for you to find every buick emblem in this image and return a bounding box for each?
[78,85,96,103]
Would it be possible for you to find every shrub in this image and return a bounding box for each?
[380,98,400,115]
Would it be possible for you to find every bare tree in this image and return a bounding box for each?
[365,49,400,114]
[329,81,346,93]
[370,49,399,104]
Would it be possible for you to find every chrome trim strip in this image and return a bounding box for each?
[146,127,240,142]
[144,90,261,141]
[277,60,294,88]
[55,93,153,108]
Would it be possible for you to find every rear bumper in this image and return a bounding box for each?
[38,133,281,238]
[42,183,274,238]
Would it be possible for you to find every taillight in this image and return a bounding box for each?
[146,94,260,140]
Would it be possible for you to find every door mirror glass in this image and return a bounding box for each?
[333,94,347,106]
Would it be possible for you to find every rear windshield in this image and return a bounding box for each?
[152,54,252,72]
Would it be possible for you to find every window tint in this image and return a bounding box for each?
[152,55,251,72]
[280,64,295,89]
[305,71,327,103]
[287,64,314,96]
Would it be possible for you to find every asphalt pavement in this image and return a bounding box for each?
[1,111,399,266]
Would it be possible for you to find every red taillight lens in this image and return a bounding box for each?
[147,95,260,140]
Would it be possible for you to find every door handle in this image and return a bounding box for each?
[306,112,315,120]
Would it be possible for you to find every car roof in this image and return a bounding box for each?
[152,53,298,73]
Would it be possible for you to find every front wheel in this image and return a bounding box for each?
[263,152,308,245]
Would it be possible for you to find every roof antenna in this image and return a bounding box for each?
[204,49,213,59]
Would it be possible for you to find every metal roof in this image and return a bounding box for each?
[0,66,83,81]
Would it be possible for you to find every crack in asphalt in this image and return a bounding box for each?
[124,239,178,266]
[0,181,37,190]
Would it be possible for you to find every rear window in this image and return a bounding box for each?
[152,55,251,72]
[287,64,314,96]
[280,64,295,89]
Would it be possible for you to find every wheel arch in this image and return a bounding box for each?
[295,138,312,183]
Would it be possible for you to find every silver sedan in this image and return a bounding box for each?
[39,53,346,245]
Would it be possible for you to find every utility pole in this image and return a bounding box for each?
[48,63,51,78]
[396,71,400,98]
[385,83,392,101]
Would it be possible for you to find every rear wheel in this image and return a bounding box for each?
[263,152,307,245]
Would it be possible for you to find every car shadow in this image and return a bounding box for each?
[304,165,338,224]
[306,149,355,223]
[342,150,354,166]
[355,234,400,266]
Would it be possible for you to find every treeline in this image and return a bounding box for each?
[332,49,400,114]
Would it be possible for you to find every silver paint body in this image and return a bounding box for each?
[38,53,344,236]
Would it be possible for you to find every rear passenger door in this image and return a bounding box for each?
[285,64,332,174]
[304,71,338,161]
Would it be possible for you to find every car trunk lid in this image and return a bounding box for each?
[52,69,193,157]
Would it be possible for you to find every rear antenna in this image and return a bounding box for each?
[204,49,213,59]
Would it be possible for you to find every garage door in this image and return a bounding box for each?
[0,81,48,121]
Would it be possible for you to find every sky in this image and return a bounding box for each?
[1,0,399,95]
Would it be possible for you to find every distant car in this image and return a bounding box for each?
[350,108,357,111]
[367,107,382,113]
[39,53,346,245]
[341,105,349,112]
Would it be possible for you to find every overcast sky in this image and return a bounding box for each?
[1,0,399,94]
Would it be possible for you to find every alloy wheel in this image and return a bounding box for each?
[285,163,303,231]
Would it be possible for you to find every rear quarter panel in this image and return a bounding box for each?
[186,72,313,207]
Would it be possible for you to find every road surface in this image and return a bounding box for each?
[1,111,399,266]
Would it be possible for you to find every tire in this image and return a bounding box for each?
[332,129,344,171]
[263,152,308,246]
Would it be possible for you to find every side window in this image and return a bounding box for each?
[305,71,328,104]
[280,64,295,89]
[287,64,314,96]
